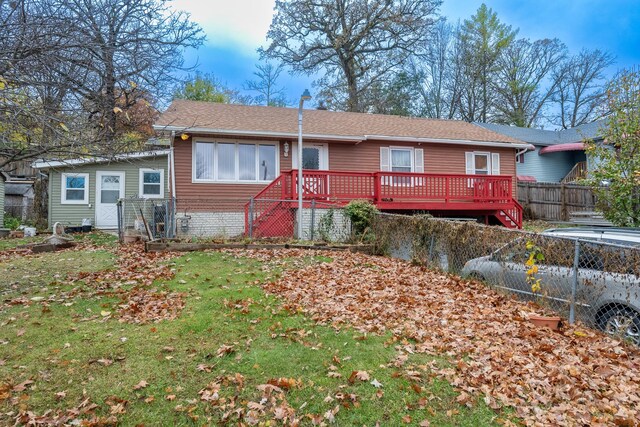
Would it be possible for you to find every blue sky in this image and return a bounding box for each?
[173,0,640,107]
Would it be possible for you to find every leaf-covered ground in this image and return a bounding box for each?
[0,242,638,426]
[249,249,640,426]
[1,243,506,426]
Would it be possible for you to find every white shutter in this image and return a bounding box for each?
[414,148,424,173]
[380,147,390,171]
[491,153,501,175]
[465,152,474,175]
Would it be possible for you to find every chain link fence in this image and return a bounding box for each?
[117,197,353,243]
[372,213,640,346]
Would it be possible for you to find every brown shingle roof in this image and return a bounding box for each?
[155,99,522,145]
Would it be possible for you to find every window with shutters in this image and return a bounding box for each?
[380,147,424,186]
[390,148,413,172]
[465,152,500,175]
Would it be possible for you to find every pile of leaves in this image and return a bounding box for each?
[117,287,186,324]
[4,242,183,324]
[231,249,640,426]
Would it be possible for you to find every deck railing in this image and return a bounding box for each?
[284,170,514,206]
[245,170,521,234]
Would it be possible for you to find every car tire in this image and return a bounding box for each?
[598,306,640,346]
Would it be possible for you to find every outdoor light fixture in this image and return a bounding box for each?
[297,89,312,239]
[180,133,189,141]
[283,142,289,157]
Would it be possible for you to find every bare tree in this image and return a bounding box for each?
[415,20,462,119]
[56,0,204,143]
[244,62,288,106]
[0,0,204,169]
[493,38,567,127]
[260,0,442,112]
[551,49,615,129]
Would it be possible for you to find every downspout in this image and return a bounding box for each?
[170,131,177,237]
[170,131,176,198]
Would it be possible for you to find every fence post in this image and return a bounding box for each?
[428,235,435,266]
[569,239,581,324]
[310,199,316,241]
[248,197,254,239]
[117,199,123,243]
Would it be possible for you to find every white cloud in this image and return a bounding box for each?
[172,0,276,52]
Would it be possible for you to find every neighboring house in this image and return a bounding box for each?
[4,181,35,221]
[153,100,533,236]
[476,121,605,183]
[33,150,169,229]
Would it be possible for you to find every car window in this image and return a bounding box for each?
[577,242,604,271]
[495,240,534,264]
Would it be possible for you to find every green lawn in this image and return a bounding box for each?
[0,248,509,426]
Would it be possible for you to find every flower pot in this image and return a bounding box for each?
[529,315,562,331]
[10,230,24,238]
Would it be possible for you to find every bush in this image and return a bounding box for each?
[344,200,378,238]
[3,214,20,230]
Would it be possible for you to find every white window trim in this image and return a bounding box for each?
[471,151,491,174]
[192,138,280,184]
[139,168,165,198]
[291,142,329,170]
[61,172,89,205]
[389,147,415,172]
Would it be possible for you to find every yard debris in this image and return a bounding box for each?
[117,287,186,324]
[229,248,640,426]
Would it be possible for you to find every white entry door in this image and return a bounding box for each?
[292,143,329,170]
[96,171,125,228]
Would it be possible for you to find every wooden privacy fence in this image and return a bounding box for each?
[517,182,598,221]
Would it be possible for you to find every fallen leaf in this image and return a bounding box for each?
[370,378,383,388]
[133,380,148,390]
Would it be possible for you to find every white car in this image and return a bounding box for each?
[461,228,640,345]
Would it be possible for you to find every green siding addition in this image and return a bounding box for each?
[48,155,168,229]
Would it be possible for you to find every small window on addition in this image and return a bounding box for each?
[61,173,89,204]
[139,169,164,198]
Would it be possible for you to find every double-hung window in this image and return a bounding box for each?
[465,152,500,175]
[390,148,413,185]
[61,173,89,204]
[390,148,413,173]
[139,169,164,198]
[194,140,278,183]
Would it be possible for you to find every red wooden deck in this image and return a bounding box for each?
[245,170,523,237]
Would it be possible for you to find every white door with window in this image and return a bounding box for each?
[292,143,328,170]
[293,143,329,196]
[96,171,125,228]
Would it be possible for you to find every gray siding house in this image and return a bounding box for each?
[476,121,604,183]
[33,151,169,229]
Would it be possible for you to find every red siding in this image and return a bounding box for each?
[172,135,517,201]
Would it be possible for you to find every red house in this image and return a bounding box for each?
[154,100,531,237]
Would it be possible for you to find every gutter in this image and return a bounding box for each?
[32,150,171,169]
[363,135,535,150]
[152,125,364,143]
[154,125,534,149]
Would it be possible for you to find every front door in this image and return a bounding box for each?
[96,171,124,228]
[294,143,329,197]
